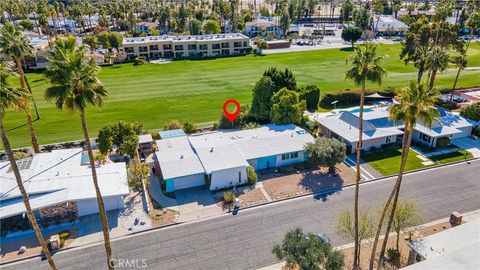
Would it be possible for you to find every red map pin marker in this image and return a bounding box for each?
[223,99,241,123]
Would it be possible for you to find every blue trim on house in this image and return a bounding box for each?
[255,155,277,170]
[165,179,174,193]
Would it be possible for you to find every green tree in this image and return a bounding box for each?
[164,119,182,130]
[189,19,202,35]
[203,19,221,34]
[97,121,139,157]
[460,102,480,121]
[299,85,320,112]
[280,11,291,36]
[18,19,35,31]
[0,61,58,270]
[335,209,376,261]
[127,162,150,192]
[256,39,268,54]
[97,31,111,49]
[250,76,275,122]
[263,67,297,91]
[353,8,370,31]
[270,88,306,125]
[107,32,123,52]
[385,200,424,251]
[246,166,257,185]
[0,22,40,152]
[304,137,346,173]
[425,46,449,90]
[82,35,98,49]
[340,0,354,22]
[341,27,362,49]
[182,121,197,134]
[273,228,344,270]
[345,42,386,270]
[373,81,439,270]
[44,36,113,270]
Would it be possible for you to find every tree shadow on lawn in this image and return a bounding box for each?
[298,169,344,201]
[340,47,354,52]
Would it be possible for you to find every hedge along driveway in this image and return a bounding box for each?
[3,43,480,149]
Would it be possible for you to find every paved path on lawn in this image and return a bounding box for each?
[3,160,480,270]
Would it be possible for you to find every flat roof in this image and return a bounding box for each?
[138,134,153,144]
[405,219,480,269]
[0,148,128,219]
[123,33,249,45]
[155,137,205,179]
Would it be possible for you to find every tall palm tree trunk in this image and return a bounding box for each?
[377,128,414,270]
[80,111,114,270]
[353,79,366,270]
[450,36,473,102]
[428,69,437,90]
[368,128,409,270]
[0,121,57,270]
[15,58,40,153]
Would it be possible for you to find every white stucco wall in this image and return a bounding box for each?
[452,126,472,139]
[210,165,247,191]
[76,196,125,217]
[275,151,305,167]
[173,173,205,190]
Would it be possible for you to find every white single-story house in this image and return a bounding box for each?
[0,148,128,232]
[314,106,474,154]
[405,218,480,269]
[373,15,408,36]
[155,124,314,192]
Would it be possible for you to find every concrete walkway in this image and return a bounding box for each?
[147,174,179,212]
[345,155,383,180]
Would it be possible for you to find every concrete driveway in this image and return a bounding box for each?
[453,137,480,158]
[175,186,222,222]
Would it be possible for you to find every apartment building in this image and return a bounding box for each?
[121,33,251,60]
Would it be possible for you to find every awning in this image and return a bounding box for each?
[365,93,390,99]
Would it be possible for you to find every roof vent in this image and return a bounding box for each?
[210,147,213,152]
[180,155,184,159]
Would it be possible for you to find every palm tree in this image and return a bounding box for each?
[0,22,40,153]
[374,81,439,270]
[0,61,57,270]
[425,46,449,90]
[345,42,387,270]
[450,11,480,101]
[44,36,113,270]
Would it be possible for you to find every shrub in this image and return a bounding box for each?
[320,90,360,107]
[436,137,450,148]
[243,122,259,129]
[58,230,70,239]
[223,191,236,202]
[182,121,197,134]
[133,56,147,65]
[151,132,160,140]
[460,102,480,121]
[300,85,320,112]
[387,248,400,261]
[13,151,29,160]
[212,121,219,130]
[246,166,257,185]
[164,119,182,130]
[434,98,458,110]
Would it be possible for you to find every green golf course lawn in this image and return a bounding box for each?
[3,43,480,149]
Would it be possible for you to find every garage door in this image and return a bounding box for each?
[174,173,205,190]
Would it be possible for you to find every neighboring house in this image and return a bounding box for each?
[136,22,158,34]
[0,148,128,235]
[405,218,480,269]
[373,15,408,36]
[245,16,283,37]
[24,36,50,70]
[313,106,474,154]
[121,33,251,60]
[154,124,314,192]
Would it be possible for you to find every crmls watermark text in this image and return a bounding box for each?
[109,258,148,269]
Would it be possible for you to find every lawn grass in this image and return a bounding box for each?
[429,150,474,164]
[362,149,430,176]
[3,43,480,149]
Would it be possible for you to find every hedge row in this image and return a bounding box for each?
[319,88,396,107]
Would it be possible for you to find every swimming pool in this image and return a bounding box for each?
[349,108,373,113]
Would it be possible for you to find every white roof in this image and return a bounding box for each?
[0,148,128,219]
[123,33,249,45]
[138,134,153,144]
[405,219,480,270]
[155,137,205,179]
[189,124,314,173]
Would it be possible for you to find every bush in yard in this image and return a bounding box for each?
[247,166,257,185]
[13,151,29,160]
[128,162,150,192]
[270,88,306,125]
[97,121,139,157]
[223,191,236,202]
[460,102,480,121]
[133,56,147,65]
[387,248,400,261]
[436,137,450,148]
[164,119,182,130]
[320,90,360,107]
[263,67,297,92]
[58,230,70,239]
[182,121,197,134]
[299,85,320,112]
[304,137,346,173]
[250,76,275,122]
[434,98,458,110]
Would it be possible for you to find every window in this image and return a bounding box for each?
[174,45,184,51]
[385,136,391,143]
[221,42,230,48]
[282,152,299,160]
[233,42,242,48]
[163,44,172,50]
[238,172,241,182]
[124,47,134,53]
[212,44,220,49]
[188,44,197,50]
[199,44,208,50]
[290,152,299,159]
[149,45,159,51]
[243,41,247,47]
[139,46,148,52]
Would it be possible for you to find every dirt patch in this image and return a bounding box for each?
[149,209,177,227]
[340,221,453,269]
[238,188,268,207]
[263,163,355,200]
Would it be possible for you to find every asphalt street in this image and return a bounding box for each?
[4,160,480,270]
